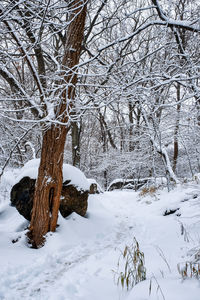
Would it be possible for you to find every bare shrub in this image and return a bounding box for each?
[139,186,157,197]
[177,262,200,280]
[113,237,146,290]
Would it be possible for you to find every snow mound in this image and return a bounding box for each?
[193,173,200,184]
[108,177,168,191]
[15,159,90,191]
[62,164,90,191]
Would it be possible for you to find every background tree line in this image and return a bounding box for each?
[1,0,199,185]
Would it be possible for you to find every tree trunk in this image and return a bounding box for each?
[141,106,179,184]
[27,125,69,248]
[98,108,117,150]
[173,84,181,172]
[28,0,87,248]
[128,100,134,152]
[71,120,81,168]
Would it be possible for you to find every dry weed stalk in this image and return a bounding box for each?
[114,237,146,290]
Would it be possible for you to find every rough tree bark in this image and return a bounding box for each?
[28,0,87,248]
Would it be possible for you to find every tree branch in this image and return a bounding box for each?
[151,0,200,32]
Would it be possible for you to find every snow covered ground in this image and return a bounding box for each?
[0,170,200,300]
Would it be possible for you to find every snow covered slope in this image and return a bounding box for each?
[0,173,200,300]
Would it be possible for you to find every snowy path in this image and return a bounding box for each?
[0,184,200,300]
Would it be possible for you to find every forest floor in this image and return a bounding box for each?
[0,171,200,300]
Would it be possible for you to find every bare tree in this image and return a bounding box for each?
[27,0,87,248]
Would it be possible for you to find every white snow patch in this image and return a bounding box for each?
[0,177,200,299]
[14,159,90,191]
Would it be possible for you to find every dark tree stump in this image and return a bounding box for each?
[108,179,148,191]
[88,179,103,194]
[10,177,35,221]
[89,183,98,194]
[59,182,88,217]
[10,177,88,220]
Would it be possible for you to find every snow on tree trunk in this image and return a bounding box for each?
[28,0,87,248]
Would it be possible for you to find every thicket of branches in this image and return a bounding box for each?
[0,0,200,187]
